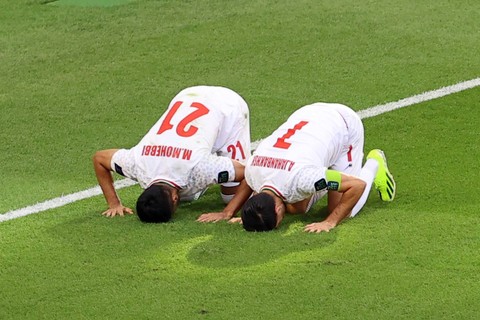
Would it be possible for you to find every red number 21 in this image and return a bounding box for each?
[157,101,210,137]
[273,121,308,149]
[227,141,247,160]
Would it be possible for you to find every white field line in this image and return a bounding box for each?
[1,77,479,222]
[357,77,480,119]
[0,179,137,222]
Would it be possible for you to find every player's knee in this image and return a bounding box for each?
[220,182,240,203]
[221,193,234,204]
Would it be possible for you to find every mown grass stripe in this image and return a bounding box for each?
[48,0,134,7]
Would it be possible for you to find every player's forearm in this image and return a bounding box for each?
[93,156,121,207]
[324,203,353,226]
[98,174,121,207]
[222,180,252,217]
[325,184,364,226]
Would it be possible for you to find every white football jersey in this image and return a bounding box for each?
[111,86,251,200]
[246,103,363,203]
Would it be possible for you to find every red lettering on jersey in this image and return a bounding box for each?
[273,121,308,149]
[157,101,182,134]
[141,144,193,161]
[250,155,295,171]
[226,141,247,160]
[182,149,192,160]
[157,101,210,137]
[176,102,209,137]
[172,147,181,158]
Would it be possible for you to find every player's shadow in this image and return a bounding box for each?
[48,195,337,271]
[46,204,205,265]
[186,205,337,269]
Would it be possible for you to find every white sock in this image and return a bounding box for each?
[350,158,378,217]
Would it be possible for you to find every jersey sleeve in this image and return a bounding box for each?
[295,166,344,196]
[294,166,328,197]
[189,154,236,188]
[110,149,139,182]
[296,168,343,211]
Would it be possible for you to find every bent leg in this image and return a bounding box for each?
[220,182,240,204]
[350,158,378,217]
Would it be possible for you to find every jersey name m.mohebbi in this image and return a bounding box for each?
[112,86,250,200]
[246,103,350,203]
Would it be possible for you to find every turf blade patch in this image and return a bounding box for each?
[48,0,134,7]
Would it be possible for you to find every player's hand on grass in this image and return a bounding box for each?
[196,212,232,223]
[304,221,335,233]
[228,217,242,224]
[102,205,133,218]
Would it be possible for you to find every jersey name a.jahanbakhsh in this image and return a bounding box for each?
[112,86,251,200]
[246,103,351,203]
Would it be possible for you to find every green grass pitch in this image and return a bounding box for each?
[0,0,479,319]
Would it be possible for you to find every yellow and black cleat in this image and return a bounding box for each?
[367,149,396,201]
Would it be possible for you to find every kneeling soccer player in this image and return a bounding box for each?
[197,102,395,233]
[93,85,251,223]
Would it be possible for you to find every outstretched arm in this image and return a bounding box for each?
[93,149,133,217]
[304,172,366,233]
[197,179,253,223]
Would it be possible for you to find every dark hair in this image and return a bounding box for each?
[241,192,277,232]
[136,184,174,223]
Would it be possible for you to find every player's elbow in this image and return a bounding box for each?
[93,149,117,171]
[232,161,245,182]
[92,150,110,170]
[92,151,103,166]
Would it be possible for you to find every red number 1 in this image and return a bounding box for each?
[273,121,308,149]
[157,101,210,137]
